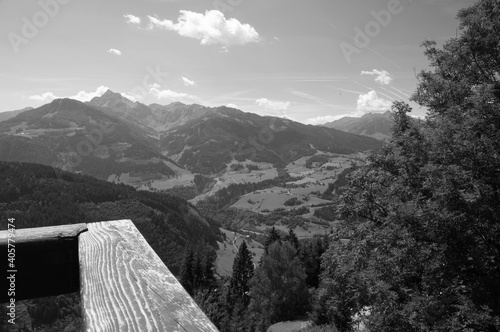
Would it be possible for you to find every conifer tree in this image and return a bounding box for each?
[263,227,281,254]
[180,247,195,295]
[285,228,300,253]
[249,242,309,330]
[228,241,254,307]
[202,248,217,288]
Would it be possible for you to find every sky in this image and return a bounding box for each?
[0,0,475,124]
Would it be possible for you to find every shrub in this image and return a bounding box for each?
[284,197,302,206]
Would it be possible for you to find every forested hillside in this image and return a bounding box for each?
[0,161,220,271]
[0,98,176,181]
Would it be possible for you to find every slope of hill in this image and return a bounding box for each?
[0,107,33,123]
[322,111,393,141]
[161,107,382,174]
[0,161,220,273]
[87,90,160,134]
[150,102,214,132]
[0,98,176,181]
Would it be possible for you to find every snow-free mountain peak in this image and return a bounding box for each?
[322,111,394,141]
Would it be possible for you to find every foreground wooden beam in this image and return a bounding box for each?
[0,223,88,302]
[79,220,219,332]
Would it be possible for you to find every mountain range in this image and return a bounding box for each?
[0,90,382,181]
[0,97,176,181]
[322,111,394,141]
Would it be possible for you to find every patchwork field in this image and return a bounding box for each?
[267,321,312,332]
[229,153,366,217]
[190,159,278,204]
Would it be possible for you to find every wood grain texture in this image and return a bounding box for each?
[0,223,88,245]
[79,220,219,332]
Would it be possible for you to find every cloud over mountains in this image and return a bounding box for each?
[357,90,392,113]
[29,86,110,103]
[256,98,291,112]
[141,10,260,46]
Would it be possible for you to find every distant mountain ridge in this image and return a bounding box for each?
[0,98,176,180]
[0,107,34,123]
[160,106,382,174]
[0,89,383,180]
[88,91,214,133]
[87,90,382,174]
[322,111,394,141]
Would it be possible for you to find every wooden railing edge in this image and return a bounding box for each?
[0,221,219,331]
[80,219,219,331]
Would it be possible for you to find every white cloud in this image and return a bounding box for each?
[29,92,58,102]
[147,84,194,100]
[361,69,393,85]
[108,48,122,56]
[181,76,195,86]
[29,85,194,104]
[121,92,138,102]
[226,103,238,109]
[29,86,109,103]
[71,86,109,101]
[124,14,141,24]
[255,98,291,112]
[357,91,392,113]
[305,112,365,125]
[147,10,260,46]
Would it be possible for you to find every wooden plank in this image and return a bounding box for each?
[0,223,88,245]
[0,224,88,302]
[79,220,219,332]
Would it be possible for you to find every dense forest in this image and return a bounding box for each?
[0,161,220,270]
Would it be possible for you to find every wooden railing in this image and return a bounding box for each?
[0,219,219,332]
[0,223,87,302]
